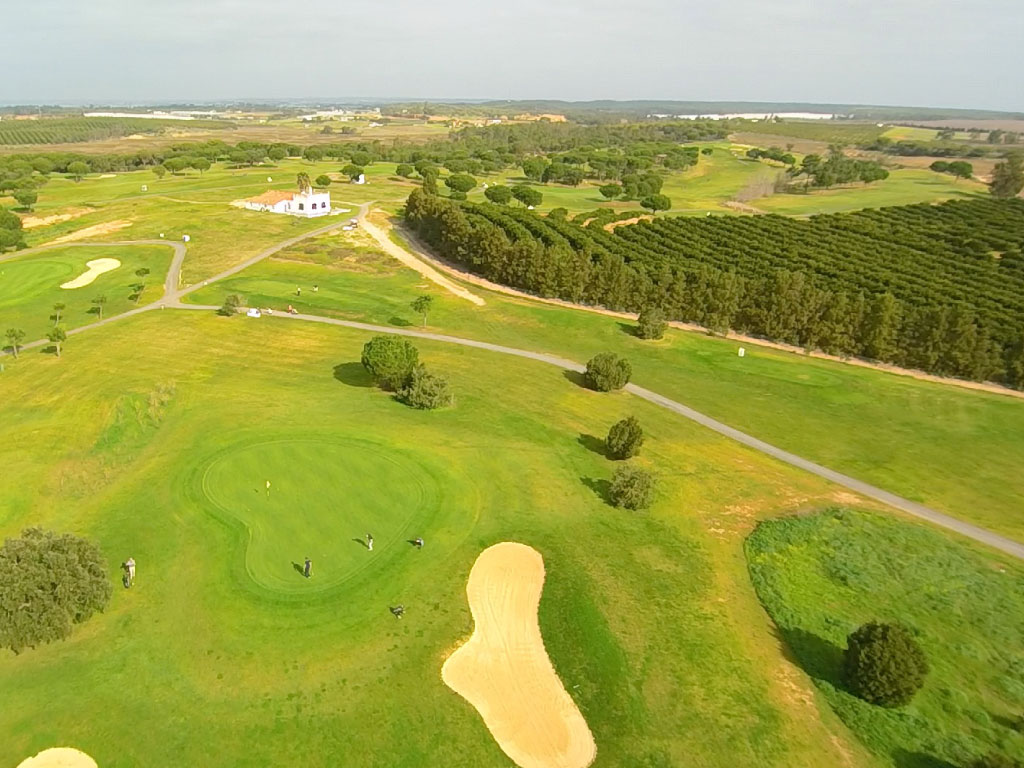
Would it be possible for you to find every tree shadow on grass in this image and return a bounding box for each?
[38,345,59,356]
[772,625,845,688]
[562,369,589,389]
[577,433,608,458]
[617,321,639,338]
[333,362,374,388]
[892,750,957,768]
[388,316,413,327]
[581,476,612,505]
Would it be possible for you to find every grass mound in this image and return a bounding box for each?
[745,509,1024,767]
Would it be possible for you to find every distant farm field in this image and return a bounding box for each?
[0,116,233,145]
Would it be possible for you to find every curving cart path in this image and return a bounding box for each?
[3,205,1023,561]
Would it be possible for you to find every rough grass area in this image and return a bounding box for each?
[746,508,1024,768]
[0,311,867,768]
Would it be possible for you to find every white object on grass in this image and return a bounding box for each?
[738,347,746,357]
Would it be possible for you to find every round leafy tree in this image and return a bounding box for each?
[361,335,419,391]
[606,416,644,459]
[608,465,655,510]
[637,306,667,340]
[484,185,512,205]
[0,528,112,654]
[397,364,454,410]
[584,352,632,392]
[843,621,929,707]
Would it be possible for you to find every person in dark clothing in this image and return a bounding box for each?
[303,557,312,578]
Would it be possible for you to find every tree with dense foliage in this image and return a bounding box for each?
[5,328,25,358]
[606,416,644,459]
[66,161,89,182]
[341,164,364,181]
[522,157,549,181]
[637,306,667,339]
[296,172,312,193]
[0,206,25,251]
[164,157,188,175]
[511,185,542,208]
[217,294,242,317]
[47,326,66,357]
[314,174,331,188]
[599,183,621,199]
[843,621,929,707]
[640,194,671,215]
[13,188,37,211]
[268,147,287,162]
[0,528,112,654]
[990,152,1024,199]
[445,173,477,195]
[585,352,632,391]
[152,164,166,179]
[411,294,434,327]
[349,150,373,167]
[396,163,414,178]
[360,335,419,391]
[608,465,655,509]
[396,364,453,410]
[91,295,107,320]
[484,185,512,205]
[302,146,324,162]
[191,157,211,174]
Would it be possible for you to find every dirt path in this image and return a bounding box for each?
[442,542,596,768]
[360,217,484,305]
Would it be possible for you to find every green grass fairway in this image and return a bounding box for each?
[0,244,172,341]
[202,437,447,594]
[755,169,985,215]
[746,509,1024,767]
[0,311,875,768]
[185,227,1024,542]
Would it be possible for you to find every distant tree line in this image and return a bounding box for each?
[405,189,1024,388]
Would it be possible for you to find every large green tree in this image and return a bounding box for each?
[843,621,929,707]
[511,185,542,208]
[584,352,632,391]
[5,328,25,358]
[990,152,1024,198]
[396,364,453,410]
[0,528,112,654]
[47,326,67,357]
[606,416,644,459]
[484,185,512,205]
[608,465,655,510]
[360,335,419,391]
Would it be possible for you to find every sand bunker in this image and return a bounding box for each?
[19,208,92,230]
[442,542,596,768]
[60,258,121,289]
[16,747,97,768]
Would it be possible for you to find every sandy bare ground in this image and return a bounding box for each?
[442,542,596,768]
[46,220,133,246]
[360,217,485,305]
[387,221,1024,401]
[16,748,97,768]
[19,208,92,230]
[602,215,651,232]
[61,258,122,289]
[723,200,767,214]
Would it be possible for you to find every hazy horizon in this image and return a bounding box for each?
[6,0,1024,112]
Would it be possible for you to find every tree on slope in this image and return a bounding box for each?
[843,621,929,707]
[990,152,1024,199]
[47,326,67,357]
[0,528,112,654]
[636,305,667,339]
[606,416,644,459]
[411,295,434,327]
[66,161,89,182]
[608,465,655,509]
[484,185,512,205]
[511,185,542,208]
[5,328,25,358]
[640,194,672,215]
[584,352,632,391]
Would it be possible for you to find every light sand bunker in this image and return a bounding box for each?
[60,258,121,289]
[16,748,97,768]
[442,542,596,768]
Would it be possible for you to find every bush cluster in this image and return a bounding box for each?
[843,621,929,707]
[360,335,452,410]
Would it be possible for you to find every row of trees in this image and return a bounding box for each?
[404,190,1024,388]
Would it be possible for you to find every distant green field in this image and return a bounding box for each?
[0,244,172,341]
[746,508,1024,768]
[186,227,1024,542]
[755,169,985,214]
[881,125,940,142]
[730,120,886,145]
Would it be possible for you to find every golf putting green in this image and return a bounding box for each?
[201,437,442,593]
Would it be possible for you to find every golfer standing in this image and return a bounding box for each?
[125,557,136,586]
[303,557,312,578]
[366,533,373,552]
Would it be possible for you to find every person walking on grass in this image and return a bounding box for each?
[125,557,136,587]
[304,557,312,578]
[413,537,424,549]
[366,533,373,551]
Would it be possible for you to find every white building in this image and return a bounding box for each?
[243,189,331,217]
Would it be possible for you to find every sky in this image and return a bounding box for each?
[4,0,1023,111]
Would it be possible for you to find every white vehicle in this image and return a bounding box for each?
[246,308,262,318]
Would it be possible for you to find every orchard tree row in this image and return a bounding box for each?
[405,189,1024,388]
